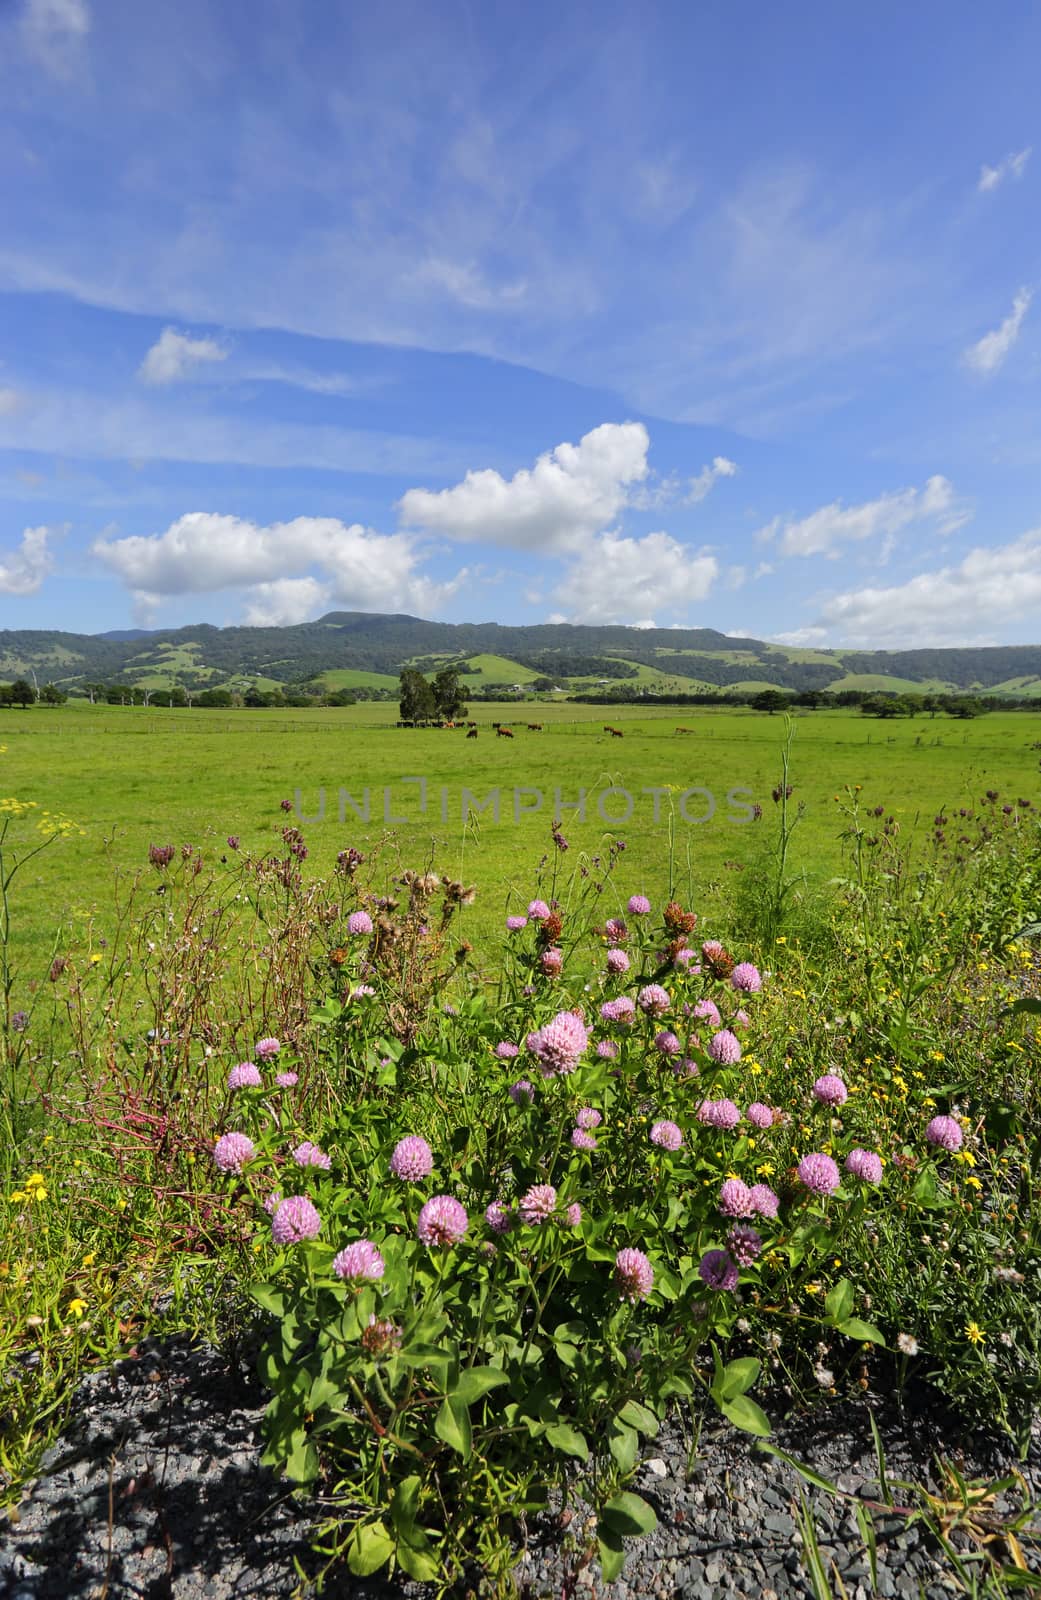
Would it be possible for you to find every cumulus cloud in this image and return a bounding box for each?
[552,529,718,625]
[978,148,1031,192]
[242,578,333,627]
[21,0,89,78]
[771,626,828,647]
[92,513,462,621]
[816,530,1041,646]
[761,475,967,559]
[398,422,650,552]
[962,289,1033,377]
[139,328,229,386]
[686,455,737,504]
[0,524,57,595]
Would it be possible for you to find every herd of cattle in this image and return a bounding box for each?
[395,720,698,738]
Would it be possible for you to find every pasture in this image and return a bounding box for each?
[3,701,1039,965]
[2,697,1040,1591]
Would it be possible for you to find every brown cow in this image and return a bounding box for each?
[526,722,543,731]
[497,726,514,739]
[467,727,478,739]
[610,728,623,737]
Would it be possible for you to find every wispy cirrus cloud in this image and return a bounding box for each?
[20,0,90,80]
[962,288,1033,377]
[977,147,1031,192]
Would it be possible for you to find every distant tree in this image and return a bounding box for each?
[324,689,357,706]
[399,669,436,724]
[432,666,466,721]
[8,678,36,709]
[752,690,791,715]
[39,683,67,706]
[197,688,233,708]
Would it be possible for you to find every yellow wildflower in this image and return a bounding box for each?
[965,1322,985,1345]
[82,1252,96,1268]
[67,1298,88,1319]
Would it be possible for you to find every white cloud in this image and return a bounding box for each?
[766,475,968,559]
[242,578,333,627]
[411,258,528,310]
[0,524,57,595]
[770,626,828,647]
[553,529,718,625]
[92,513,462,620]
[962,288,1033,377]
[242,365,368,397]
[0,389,23,416]
[978,148,1031,192]
[398,422,650,552]
[21,0,89,79]
[0,384,455,477]
[686,455,737,504]
[816,530,1041,646]
[139,328,229,386]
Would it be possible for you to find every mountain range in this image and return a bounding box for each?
[2,614,1041,698]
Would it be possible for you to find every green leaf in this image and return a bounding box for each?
[389,1474,421,1540]
[758,1442,840,1494]
[838,1317,885,1346]
[608,1422,638,1475]
[618,1399,659,1436]
[434,1394,472,1459]
[306,1373,344,1412]
[396,1540,440,1582]
[598,1530,626,1583]
[249,1282,285,1317]
[545,1423,589,1460]
[346,1519,394,1576]
[284,1430,319,1484]
[452,1366,509,1406]
[396,1344,454,1379]
[601,1491,658,1537]
[1007,996,1041,1016]
[824,1279,854,1325]
[720,1395,772,1437]
[716,1358,760,1403]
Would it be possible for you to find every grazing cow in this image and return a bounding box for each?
[466,727,478,739]
[603,725,614,733]
[492,722,501,730]
[675,725,693,734]
[610,728,623,738]
[497,726,514,739]
[526,722,543,731]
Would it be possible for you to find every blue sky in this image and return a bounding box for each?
[1,0,1039,647]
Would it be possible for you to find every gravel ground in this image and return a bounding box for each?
[1,1336,1038,1599]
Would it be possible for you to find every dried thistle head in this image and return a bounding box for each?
[539,912,564,944]
[664,901,697,934]
[703,946,736,980]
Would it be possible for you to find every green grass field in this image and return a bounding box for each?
[3,701,1039,971]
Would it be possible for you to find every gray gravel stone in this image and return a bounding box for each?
[2,1336,1039,1599]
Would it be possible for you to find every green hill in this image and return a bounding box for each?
[2,614,1041,699]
